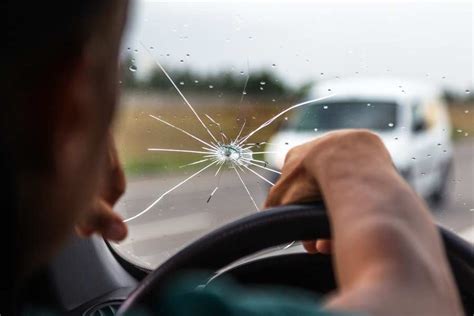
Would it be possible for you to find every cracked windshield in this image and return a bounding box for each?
[112,0,473,269]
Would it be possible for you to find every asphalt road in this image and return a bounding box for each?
[114,139,473,268]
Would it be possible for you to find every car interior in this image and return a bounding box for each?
[20,203,473,316]
[16,1,473,315]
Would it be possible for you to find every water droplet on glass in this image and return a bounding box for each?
[412,157,416,160]
[464,110,469,114]
[437,143,442,146]
[194,80,199,84]
[134,49,139,53]
[179,81,184,85]
[129,65,137,72]
[284,117,288,120]
[259,87,264,91]
[209,85,214,89]
[260,81,266,85]
[186,53,190,57]
[180,59,184,63]
[314,128,318,132]
[328,89,332,92]
[272,63,277,67]
[388,122,394,127]
[320,72,324,76]
[367,103,371,107]
[149,46,154,50]
[242,91,247,95]
[323,105,328,110]
[240,71,245,75]
[465,89,471,94]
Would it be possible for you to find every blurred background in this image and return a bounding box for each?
[112,0,473,268]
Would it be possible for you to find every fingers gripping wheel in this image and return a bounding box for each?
[117,203,474,315]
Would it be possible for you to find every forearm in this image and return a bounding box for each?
[309,132,461,315]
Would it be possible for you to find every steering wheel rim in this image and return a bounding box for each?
[117,202,473,315]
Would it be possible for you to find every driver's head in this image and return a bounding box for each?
[3,1,129,279]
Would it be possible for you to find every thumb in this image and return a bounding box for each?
[75,199,128,242]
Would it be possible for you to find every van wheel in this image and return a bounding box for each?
[431,161,452,205]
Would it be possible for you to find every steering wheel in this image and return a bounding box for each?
[117,203,474,315]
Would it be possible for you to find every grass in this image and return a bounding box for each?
[114,97,474,177]
[113,100,288,176]
[448,104,474,141]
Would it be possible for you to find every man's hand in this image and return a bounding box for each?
[75,133,128,241]
[265,130,462,316]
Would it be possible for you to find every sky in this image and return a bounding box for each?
[123,0,473,93]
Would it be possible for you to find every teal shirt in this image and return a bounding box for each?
[149,276,358,316]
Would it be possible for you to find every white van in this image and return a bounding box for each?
[265,77,453,202]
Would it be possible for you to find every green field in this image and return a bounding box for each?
[113,100,288,176]
[114,97,473,177]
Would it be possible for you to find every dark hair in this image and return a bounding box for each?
[2,1,115,313]
[3,0,115,160]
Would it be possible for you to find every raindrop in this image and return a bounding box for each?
[320,72,324,76]
[166,53,170,57]
[242,91,247,95]
[457,129,463,133]
[260,81,266,85]
[134,49,139,53]
[149,46,154,50]
[240,71,245,75]
[259,87,264,91]
[466,89,471,94]
[427,154,432,158]
[412,157,416,160]
[209,85,214,89]
[323,105,328,110]
[179,81,184,85]
[437,143,442,146]
[465,110,469,114]
[328,89,332,92]
[129,65,137,72]
[272,63,277,67]
[194,80,199,84]
[179,59,184,63]
[248,36,253,40]
[186,53,190,57]
[367,103,371,107]
[284,117,288,120]
[394,137,399,140]
[314,128,318,132]
[388,122,394,127]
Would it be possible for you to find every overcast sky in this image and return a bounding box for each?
[124,0,473,92]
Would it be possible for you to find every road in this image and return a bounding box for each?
[114,139,473,268]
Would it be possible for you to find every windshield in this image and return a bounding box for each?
[111,0,473,270]
[288,101,398,132]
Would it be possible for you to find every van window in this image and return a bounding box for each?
[288,101,398,132]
